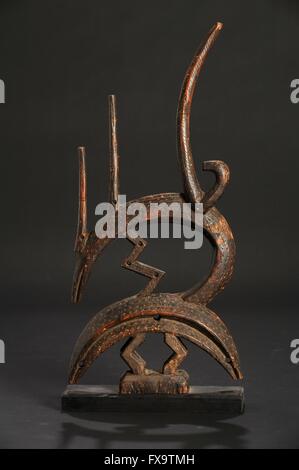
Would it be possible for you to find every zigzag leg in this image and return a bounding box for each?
[120,334,147,375]
[163,333,188,374]
[121,235,165,296]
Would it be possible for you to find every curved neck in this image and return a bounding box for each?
[177,22,223,203]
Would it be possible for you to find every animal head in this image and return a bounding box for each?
[71,23,230,304]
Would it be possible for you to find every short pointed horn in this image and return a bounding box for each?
[177,22,223,203]
[108,94,120,205]
[74,146,88,251]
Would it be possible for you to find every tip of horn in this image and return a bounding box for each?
[77,146,85,157]
[215,22,223,30]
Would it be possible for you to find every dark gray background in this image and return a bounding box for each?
[0,0,299,449]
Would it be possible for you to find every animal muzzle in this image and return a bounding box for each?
[71,255,91,304]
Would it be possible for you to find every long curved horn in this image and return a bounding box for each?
[177,22,223,203]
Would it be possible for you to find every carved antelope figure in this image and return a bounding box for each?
[69,22,242,393]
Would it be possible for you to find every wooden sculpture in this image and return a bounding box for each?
[67,23,243,398]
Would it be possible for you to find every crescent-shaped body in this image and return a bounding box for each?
[69,292,242,384]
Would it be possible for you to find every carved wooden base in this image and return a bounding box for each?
[62,385,245,414]
[119,369,189,394]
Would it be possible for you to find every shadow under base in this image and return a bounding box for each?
[62,385,245,414]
